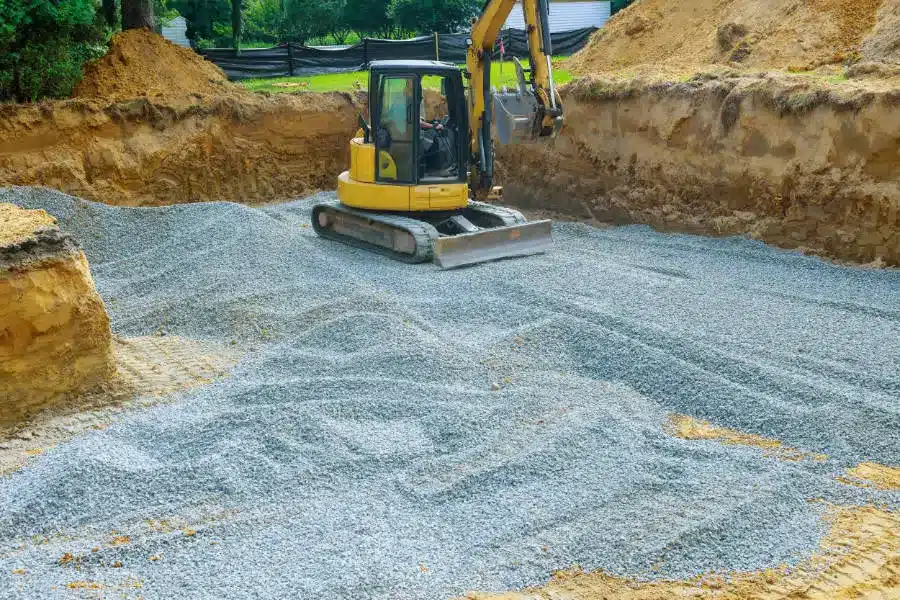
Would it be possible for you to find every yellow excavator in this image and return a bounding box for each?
[311,0,563,269]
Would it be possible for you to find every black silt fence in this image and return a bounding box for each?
[199,27,597,80]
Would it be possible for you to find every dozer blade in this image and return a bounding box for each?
[433,220,552,269]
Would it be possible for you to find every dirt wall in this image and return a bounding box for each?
[0,205,114,424]
[0,91,364,206]
[496,75,900,266]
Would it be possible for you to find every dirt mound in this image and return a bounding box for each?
[861,0,900,63]
[0,202,56,247]
[73,29,231,101]
[568,0,884,74]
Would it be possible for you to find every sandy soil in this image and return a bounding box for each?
[495,72,900,266]
[0,335,240,476]
[0,91,363,206]
[465,504,899,600]
[0,203,56,247]
[567,0,890,75]
[73,30,232,102]
[666,414,828,462]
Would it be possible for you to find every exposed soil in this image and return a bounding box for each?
[73,30,232,102]
[0,203,55,247]
[567,0,887,75]
[495,73,900,266]
[861,0,900,64]
[1,207,114,423]
[666,414,828,462]
[0,335,239,476]
[465,504,900,600]
[840,462,900,491]
[0,91,364,206]
[467,413,900,599]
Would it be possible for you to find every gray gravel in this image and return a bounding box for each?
[0,185,898,599]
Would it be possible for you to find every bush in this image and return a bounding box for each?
[5,38,107,101]
[0,0,109,102]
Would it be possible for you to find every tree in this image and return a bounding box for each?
[342,0,392,38]
[326,0,350,44]
[170,0,231,43]
[231,0,241,50]
[0,0,107,101]
[243,0,281,44]
[122,0,154,29]
[388,0,479,35]
[102,0,117,27]
[280,0,341,44]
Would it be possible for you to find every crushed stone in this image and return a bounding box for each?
[0,186,897,599]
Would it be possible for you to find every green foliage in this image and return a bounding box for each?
[186,0,483,49]
[387,0,480,35]
[242,0,281,43]
[170,0,231,41]
[0,0,109,101]
[281,0,345,44]
[154,0,180,26]
[342,0,392,38]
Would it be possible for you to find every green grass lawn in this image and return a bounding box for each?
[241,59,572,94]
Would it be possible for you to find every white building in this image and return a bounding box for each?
[504,0,611,32]
[161,15,191,48]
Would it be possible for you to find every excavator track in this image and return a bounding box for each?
[465,201,529,226]
[311,201,440,263]
[311,200,550,268]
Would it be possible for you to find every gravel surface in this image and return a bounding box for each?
[1,186,898,599]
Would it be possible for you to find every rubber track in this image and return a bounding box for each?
[311,201,440,263]
[466,201,529,226]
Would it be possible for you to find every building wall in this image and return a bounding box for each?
[504,1,612,32]
[162,16,191,48]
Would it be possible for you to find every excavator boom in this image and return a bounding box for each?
[466,0,564,197]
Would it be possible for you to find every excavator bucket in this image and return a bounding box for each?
[493,58,541,145]
[494,90,541,145]
[492,57,562,145]
[432,219,553,269]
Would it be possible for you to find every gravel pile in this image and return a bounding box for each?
[0,186,897,599]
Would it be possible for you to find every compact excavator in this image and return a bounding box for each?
[311,0,564,269]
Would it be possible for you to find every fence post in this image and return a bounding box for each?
[287,44,294,77]
[434,31,439,61]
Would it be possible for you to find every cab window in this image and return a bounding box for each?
[375,75,415,183]
[419,74,460,182]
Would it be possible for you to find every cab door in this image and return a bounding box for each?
[374,74,417,188]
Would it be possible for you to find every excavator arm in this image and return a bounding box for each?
[466,0,564,197]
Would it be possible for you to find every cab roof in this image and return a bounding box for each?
[369,60,461,74]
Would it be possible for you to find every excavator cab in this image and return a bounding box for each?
[368,61,468,186]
